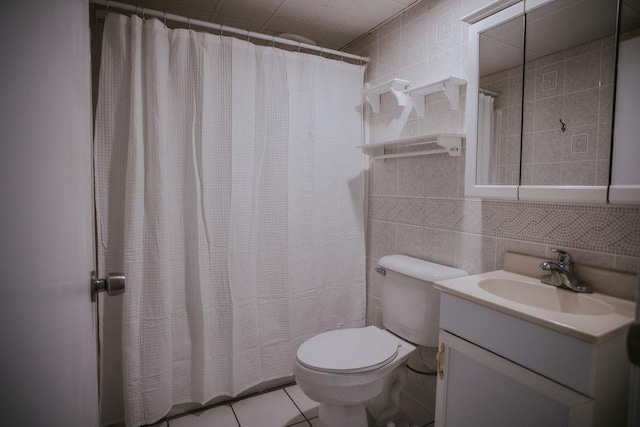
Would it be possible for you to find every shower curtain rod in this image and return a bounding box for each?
[91,0,370,63]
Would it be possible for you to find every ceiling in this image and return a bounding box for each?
[107,0,419,50]
[621,0,640,33]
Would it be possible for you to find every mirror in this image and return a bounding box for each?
[477,14,525,186]
[464,2,525,199]
[610,0,640,204]
[465,0,620,202]
[521,0,618,189]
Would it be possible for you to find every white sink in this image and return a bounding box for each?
[434,270,635,342]
[477,278,614,315]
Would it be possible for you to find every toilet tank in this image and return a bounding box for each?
[378,254,468,347]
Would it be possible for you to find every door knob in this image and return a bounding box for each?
[91,271,125,302]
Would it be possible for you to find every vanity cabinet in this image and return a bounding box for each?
[435,330,592,427]
[435,293,630,427]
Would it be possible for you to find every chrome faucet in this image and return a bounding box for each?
[540,249,592,293]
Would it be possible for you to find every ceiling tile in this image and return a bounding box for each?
[177,0,220,14]
[267,0,405,48]
[109,0,213,22]
[621,2,640,32]
[215,0,286,25]
[99,0,421,51]
[391,0,418,5]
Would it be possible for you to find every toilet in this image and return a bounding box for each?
[294,254,468,427]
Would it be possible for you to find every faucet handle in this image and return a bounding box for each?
[551,248,573,266]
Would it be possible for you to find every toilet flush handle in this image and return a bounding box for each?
[375,267,386,276]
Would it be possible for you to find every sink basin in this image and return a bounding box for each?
[434,270,635,342]
[478,278,614,315]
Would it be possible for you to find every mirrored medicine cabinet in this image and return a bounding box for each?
[464,0,640,204]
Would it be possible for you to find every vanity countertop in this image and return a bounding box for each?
[435,270,636,343]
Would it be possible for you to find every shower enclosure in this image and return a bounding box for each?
[93,8,368,426]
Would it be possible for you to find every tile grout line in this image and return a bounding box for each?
[157,381,297,426]
[230,404,241,427]
[282,387,312,425]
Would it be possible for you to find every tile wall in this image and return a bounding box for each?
[346,0,640,419]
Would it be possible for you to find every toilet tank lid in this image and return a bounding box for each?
[378,254,468,282]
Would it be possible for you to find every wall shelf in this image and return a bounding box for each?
[358,133,465,160]
[403,76,466,117]
[363,78,410,113]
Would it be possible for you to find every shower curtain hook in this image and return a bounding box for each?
[272,35,276,48]
[246,29,250,42]
[105,0,110,14]
[141,7,145,20]
[163,11,167,25]
[340,50,344,62]
[320,46,324,57]
[297,41,301,53]
[187,16,191,30]
[219,25,224,37]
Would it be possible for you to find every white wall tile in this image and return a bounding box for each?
[401,13,429,68]
[427,0,463,57]
[455,233,497,275]
[377,30,402,77]
[402,0,431,25]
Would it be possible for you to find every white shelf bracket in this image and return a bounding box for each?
[390,86,408,110]
[402,77,466,117]
[443,80,461,110]
[408,93,426,117]
[363,78,410,113]
[364,92,381,114]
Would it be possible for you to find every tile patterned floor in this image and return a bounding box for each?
[159,385,320,427]
[154,383,434,427]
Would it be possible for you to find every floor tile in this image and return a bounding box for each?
[400,392,434,427]
[308,417,320,427]
[284,384,320,419]
[232,389,305,427]
[288,421,312,427]
[170,405,238,427]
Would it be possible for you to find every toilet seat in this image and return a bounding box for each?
[296,326,400,374]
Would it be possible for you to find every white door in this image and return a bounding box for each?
[0,0,98,425]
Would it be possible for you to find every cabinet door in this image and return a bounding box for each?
[434,331,593,427]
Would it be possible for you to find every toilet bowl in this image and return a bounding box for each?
[293,255,468,427]
[294,326,415,427]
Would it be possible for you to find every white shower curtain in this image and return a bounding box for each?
[95,14,366,426]
[476,93,496,184]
